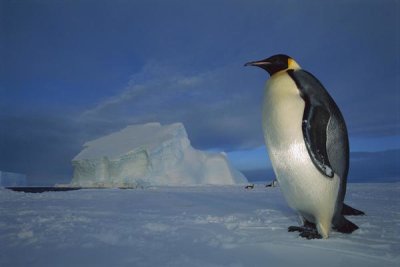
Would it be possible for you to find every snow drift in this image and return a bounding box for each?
[71,122,247,187]
[1,183,399,267]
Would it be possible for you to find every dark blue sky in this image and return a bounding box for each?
[1,0,399,185]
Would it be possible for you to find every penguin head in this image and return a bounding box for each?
[244,54,300,76]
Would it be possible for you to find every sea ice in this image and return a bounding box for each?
[71,122,247,187]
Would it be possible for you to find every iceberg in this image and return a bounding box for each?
[71,122,247,187]
[0,171,27,187]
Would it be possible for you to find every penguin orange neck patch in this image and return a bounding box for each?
[288,58,301,70]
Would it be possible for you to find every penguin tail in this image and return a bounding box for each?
[342,203,365,216]
[334,217,359,234]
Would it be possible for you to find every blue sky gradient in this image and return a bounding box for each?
[1,0,399,185]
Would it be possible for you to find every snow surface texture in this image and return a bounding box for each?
[1,183,399,267]
[0,171,27,187]
[71,122,247,187]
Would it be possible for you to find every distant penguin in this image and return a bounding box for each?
[266,179,278,188]
[245,54,364,239]
[245,184,255,189]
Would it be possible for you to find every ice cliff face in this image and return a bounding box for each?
[71,123,247,187]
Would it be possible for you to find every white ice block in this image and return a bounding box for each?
[71,123,247,187]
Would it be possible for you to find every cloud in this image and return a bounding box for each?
[0,61,268,185]
[79,60,266,151]
[78,40,400,151]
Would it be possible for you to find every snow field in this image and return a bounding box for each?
[0,183,399,267]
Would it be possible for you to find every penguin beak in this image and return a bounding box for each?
[244,60,271,67]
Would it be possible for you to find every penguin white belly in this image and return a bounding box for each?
[262,72,340,237]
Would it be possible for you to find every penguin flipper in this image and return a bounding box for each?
[342,203,365,216]
[287,69,338,178]
[302,104,334,178]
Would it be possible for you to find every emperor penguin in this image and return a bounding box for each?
[245,54,364,239]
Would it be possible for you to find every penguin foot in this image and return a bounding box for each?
[288,220,316,232]
[288,226,305,232]
[299,229,322,240]
[288,223,322,239]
